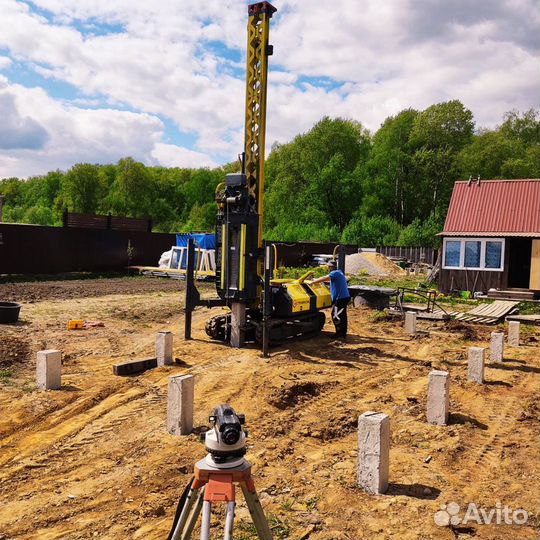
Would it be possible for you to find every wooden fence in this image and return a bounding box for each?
[0,223,174,275]
[63,211,152,232]
[376,246,438,265]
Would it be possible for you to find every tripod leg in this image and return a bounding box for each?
[199,500,212,540]
[181,487,205,540]
[240,484,273,540]
[223,501,235,540]
[171,481,201,540]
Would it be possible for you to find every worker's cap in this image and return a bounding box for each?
[327,259,336,267]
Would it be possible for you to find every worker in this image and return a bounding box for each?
[311,260,350,339]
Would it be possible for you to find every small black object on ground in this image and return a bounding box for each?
[0,302,21,324]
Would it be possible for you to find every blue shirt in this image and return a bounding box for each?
[329,270,350,301]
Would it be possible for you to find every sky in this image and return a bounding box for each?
[0,0,538,179]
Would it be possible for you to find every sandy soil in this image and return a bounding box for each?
[0,278,538,540]
[345,252,405,277]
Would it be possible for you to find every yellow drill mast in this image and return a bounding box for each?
[212,2,277,347]
[244,1,277,261]
[196,2,331,349]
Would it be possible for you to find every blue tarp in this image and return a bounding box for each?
[176,233,216,250]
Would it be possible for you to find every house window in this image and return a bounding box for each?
[464,241,481,267]
[485,241,502,269]
[444,240,461,267]
[443,238,505,271]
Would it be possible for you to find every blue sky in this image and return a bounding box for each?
[0,0,538,178]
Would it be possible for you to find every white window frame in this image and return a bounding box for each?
[442,237,505,271]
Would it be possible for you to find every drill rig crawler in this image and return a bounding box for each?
[185,2,337,348]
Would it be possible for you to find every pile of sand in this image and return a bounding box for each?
[345,252,405,277]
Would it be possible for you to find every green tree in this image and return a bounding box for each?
[23,205,54,225]
[62,163,102,213]
[181,202,217,232]
[500,109,540,146]
[341,214,400,246]
[396,213,444,247]
[457,109,540,180]
[410,100,474,216]
[104,157,152,217]
[361,109,418,223]
[265,117,370,236]
[456,130,516,179]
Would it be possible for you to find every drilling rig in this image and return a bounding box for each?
[184,2,339,349]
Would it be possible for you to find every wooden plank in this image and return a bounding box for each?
[129,265,216,277]
[452,300,519,324]
[113,357,157,376]
[486,301,518,318]
[506,314,540,326]
[417,312,450,321]
[469,303,495,315]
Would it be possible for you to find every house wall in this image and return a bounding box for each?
[438,238,509,294]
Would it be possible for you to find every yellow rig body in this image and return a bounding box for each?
[270,271,331,317]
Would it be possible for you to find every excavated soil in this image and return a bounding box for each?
[0,276,183,303]
[0,278,538,540]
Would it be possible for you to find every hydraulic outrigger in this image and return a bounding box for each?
[184,2,345,353]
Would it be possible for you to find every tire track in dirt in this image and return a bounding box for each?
[448,365,537,498]
[261,355,400,443]
[0,385,148,471]
[0,340,249,481]
[0,384,120,451]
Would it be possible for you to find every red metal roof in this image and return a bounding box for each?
[443,179,540,237]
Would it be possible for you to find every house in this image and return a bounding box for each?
[439,178,540,298]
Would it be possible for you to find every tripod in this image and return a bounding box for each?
[168,457,273,540]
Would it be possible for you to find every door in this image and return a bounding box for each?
[507,238,532,288]
[530,239,540,290]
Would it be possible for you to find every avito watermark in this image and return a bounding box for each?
[434,501,529,526]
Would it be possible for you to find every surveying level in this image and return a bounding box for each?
[167,405,273,540]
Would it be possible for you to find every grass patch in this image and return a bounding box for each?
[0,369,13,379]
[368,310,395,323]
[21,381,36,393]
[280,499,295,512]
[235,514,290,540]
[276,266,328,280]
[304,496,320,511]
[517,302,540,315]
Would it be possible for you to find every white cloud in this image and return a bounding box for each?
[151,143,217,169]
[0,78,164,177]
[0,0,538,178]
[0,56,12,69]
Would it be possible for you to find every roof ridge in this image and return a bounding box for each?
[454,178,540,183]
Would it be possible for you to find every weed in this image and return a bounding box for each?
[277,266,328,280]
[368,310,394,323]
[280,498,295,512]
[517,302,540,315]
[21,382,36,393]
[0,369,13,379]
[235,514,290,540]
[304,496,320,511]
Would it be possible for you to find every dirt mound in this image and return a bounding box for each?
[0,335,31,366]
[268,381,325,410]
[345,252,405,277]
[307,412,358,441]
[442,320,493,341]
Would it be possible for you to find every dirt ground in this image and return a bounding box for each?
[0,276,184,303]
[0,277,538,540]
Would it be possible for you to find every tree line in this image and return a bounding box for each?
[0,102,538,247]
